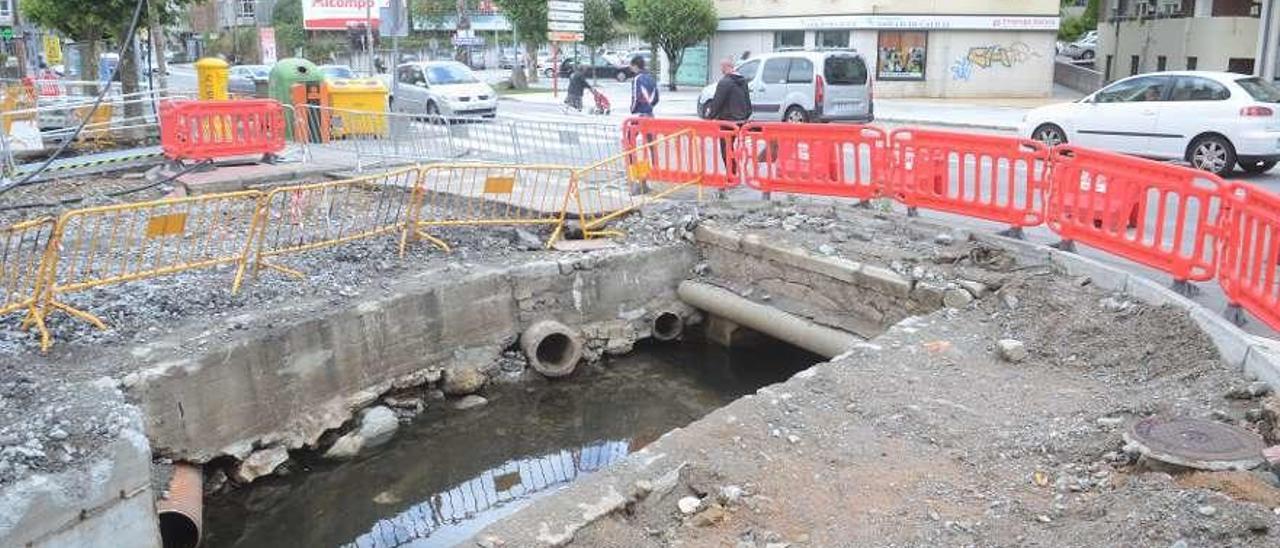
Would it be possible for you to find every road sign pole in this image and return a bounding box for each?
[553,44,558,98]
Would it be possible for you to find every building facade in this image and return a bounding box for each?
[1096,0,1262,83]
[710,0,1060,98]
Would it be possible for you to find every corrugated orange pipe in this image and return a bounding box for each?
[156,463,203,548]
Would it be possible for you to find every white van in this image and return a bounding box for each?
[698,49,874,123]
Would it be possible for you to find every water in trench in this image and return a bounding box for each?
[203,337,820,548]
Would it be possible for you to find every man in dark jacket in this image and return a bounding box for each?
[565,64,592,112]
[629,56,659,117]
[705,58,753,176]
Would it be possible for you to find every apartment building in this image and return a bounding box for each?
[1096,0,1261,81]
[710,0,1060,98]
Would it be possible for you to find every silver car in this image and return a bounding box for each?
[388,61,498,118]
[698,50,874,123]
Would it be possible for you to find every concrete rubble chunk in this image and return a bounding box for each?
[358,406,400,449]
[443,366,488,396]
[943,287,975,309]
[234,445,289,483]
[997,339,1028,363]
[678,496,702,515]
[454,395,489,411]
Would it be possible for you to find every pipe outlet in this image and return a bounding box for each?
[157,463,204,548]
[521,320,584,378]
[652,311,684,341]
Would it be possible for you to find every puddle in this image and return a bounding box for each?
[203,338,820,547]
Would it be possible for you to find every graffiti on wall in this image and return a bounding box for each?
[951,42,1040,82]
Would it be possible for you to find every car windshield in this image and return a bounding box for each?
[323,66,354,79]
[1236,77,1280,102]
[426,64,478,85]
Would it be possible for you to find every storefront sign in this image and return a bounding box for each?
[718,14,1060,32]
[303,0,392,31]
[259,28,278,65]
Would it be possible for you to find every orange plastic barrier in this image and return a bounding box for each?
[622,118,742,189]
[1219,184,1280,331]
[1046,146,1226,283]
[889,129,1048,229]
[738,122,887,199]
[160,99,287,162]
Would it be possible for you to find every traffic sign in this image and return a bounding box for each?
[547,31,584,43]
[548,1,584,11]
[548,21,584,32]
[549,10,584,22]
[453,36,486,46]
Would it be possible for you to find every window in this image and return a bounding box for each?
[816,31,849,49]
[1157,56,1167,71]
[737,60,761,81]
[0,0,11,19]
[761,58,791,84]
[1236,77,1280,102]
[1095,76,1172,103]
[773,31,804,50]
[398,66,424,85]
[786,58,813,83]
[1105,55,1114,81]
[238,0,256,19]
[1186,57,1198,70]
[1228,58,1256,74]
[878,31,927,80]
[824,56,868,86]
[1130,55,1140,76]
[1171,77,1230,101]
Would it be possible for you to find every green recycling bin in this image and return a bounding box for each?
[268,58,326,142]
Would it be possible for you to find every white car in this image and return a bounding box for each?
[696,49,874,123]
[1021,71,1280,177]
[387,61,497,118]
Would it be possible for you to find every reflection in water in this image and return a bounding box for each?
[352,440,629,548]
[205,338,818,548]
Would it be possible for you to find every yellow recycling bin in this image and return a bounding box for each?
[194,57,230,100]
[323,78,389,139]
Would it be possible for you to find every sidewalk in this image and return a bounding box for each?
[499,83,1083,132]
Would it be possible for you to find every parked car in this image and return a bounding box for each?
[228,65,270,96]
[1061,34,1097,61]
[1021,71,1280,177]
[319,65,357,81]
[386,61,497,118]
[551,55,632,82]
[696,49,874,123]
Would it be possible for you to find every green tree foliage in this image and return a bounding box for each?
[272,0,307,59]
[626,0,716,90]
[494,0,549,87]
[1058,0,1100,41]
[583,0,617,51]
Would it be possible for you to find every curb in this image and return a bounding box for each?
[875,116,1019,132]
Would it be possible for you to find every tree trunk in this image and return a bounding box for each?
[120,28,145,143]
[525,40,539,83]
[666,50,680,91]
[78,36,101,96]
[149,6,169,95]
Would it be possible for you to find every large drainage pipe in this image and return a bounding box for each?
[157,463,203,548]
[677,281,860,359]
[521,320,585,378]
[651,310,685,341]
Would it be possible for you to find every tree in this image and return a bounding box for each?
[494,0,548,87]
[583,0,616,83]
[626,0,716,91]
[273,0,307,59]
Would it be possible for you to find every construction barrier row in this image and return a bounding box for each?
[160,99,287,163]
[624,117,1278,332]
[0,131,703,352]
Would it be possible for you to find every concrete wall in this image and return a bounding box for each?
[1055,59,1105,93]
[127,245,699,461]
[714,0,1058,18]
[1097,16,1260,80]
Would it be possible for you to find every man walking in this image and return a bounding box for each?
[629,56,659,117]
[564,63,592,112]
[704,58,752,176]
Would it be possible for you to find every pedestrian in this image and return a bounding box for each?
[704,57,752,176]
[565,63,591,112]
[629,56,659,117]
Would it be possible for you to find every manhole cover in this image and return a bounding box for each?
[1124,416,1265,471]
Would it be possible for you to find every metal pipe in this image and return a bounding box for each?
[156,463,203,548]
[677,281,860,359]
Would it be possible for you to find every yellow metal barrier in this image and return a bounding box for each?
[399,164,578,254]
[29,191,264,351]
[253,167,418,279]
[567,129,703,241]
[1,218,56,335]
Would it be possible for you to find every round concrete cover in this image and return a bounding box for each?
[1124,415,1265,471]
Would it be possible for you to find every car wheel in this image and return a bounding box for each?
[543,68,553,78]
[1081,50,1095,61]
[615,70,628,83]
[698,101,711,119]
[1188,135,1237,177]
[784,106,809,123]
[1032,123,1068,147]
[1239,159,1277,174]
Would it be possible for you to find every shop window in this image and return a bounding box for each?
[1157,56,1167,71]
[1186,56,1198,70]
[878,31,927,81]
[1228,58,1256,74]
[1130,55,1139,76]
[1105,55,1113,81]
[816,31,849,49]
[774,31,804,50]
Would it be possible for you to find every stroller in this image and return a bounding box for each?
[588,88,611,115]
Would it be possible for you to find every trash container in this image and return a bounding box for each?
[323,78,388,139]
[267,58,325,142]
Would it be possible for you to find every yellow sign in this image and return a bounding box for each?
[483,176,516,194]
[628,161,652,181]
[43,36,63,66]
[145,213,188,238]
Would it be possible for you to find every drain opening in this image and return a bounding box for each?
[537,333,573,367]
[652,312,684,341]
